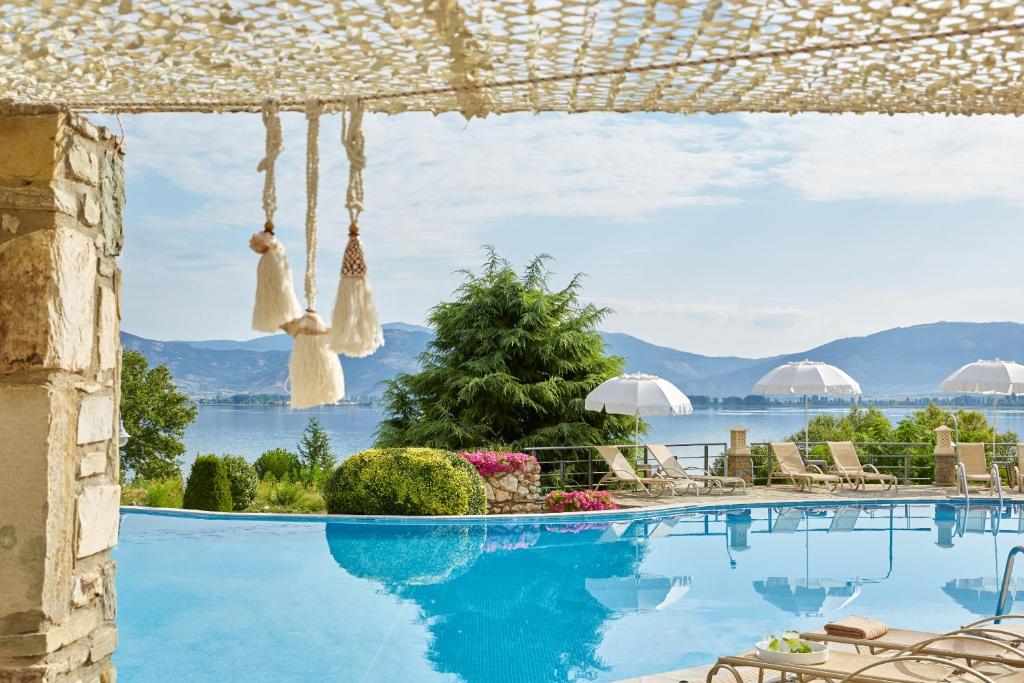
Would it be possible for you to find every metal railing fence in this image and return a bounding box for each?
[522,441,1021,492]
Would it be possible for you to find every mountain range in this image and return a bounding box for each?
[121,321,1024,400]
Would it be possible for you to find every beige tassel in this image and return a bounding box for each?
[328,223,384,356]
[282,311,344,409]
[329,98,384,357]
[251,100,301,333]
[285,101,345,409]
[250,225,302,333]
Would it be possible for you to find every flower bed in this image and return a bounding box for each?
[459,451,535,477]
[545,490,617,513]
[458,451,543,514]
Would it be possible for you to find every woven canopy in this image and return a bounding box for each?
[4,1,1024,117]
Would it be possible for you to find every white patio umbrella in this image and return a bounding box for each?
[752,361,862,452]
[585,373,693,447]
[940,359,1024,456]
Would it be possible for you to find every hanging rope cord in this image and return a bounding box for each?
[259,100,284,229]
[341,98,365,233]
[303,101,321,310]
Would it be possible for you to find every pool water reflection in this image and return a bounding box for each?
[115,502,1024,682]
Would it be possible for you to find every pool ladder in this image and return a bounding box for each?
[956,462,1003,508]
[996,545,1024,619]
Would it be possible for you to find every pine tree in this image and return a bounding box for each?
[376,248,639,450]
[298,417,335,472]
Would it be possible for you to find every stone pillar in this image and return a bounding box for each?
[933,425,956,486]
[726,426,753,483]
[0,108,124,683]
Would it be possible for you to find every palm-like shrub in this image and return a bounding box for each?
[325,448,486,516]
[183,455,233,512]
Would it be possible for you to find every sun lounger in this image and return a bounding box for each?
[706,647,1006,683]
[1013,444,1024,493]
[959,442,995,490]
[828,506,861,533]
[827,441,898,491]
[801,618,1024,671]
[771,507,805,533]
[593,446,677,496]
[768,442,841,492]
[646,444,746,495]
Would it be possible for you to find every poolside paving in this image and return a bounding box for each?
[611,483,1017,512]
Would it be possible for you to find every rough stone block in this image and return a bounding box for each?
[75,486,120,559]
[1,214,18,235]
[0,229,97,374]
[80,194,100,228]
[98,153,124,258]
[90,626,117,662]
[66,145,99,186]
[76,396,113,446]
[78,452,106,479]
[0,115,61,182]
[0,383,76,630]
[96,287,117,372]
[70,572,102,608]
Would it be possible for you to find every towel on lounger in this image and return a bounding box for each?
[824,615,889,640]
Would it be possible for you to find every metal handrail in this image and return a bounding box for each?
[996,546,1024,619]
[993,463,1004,508]
[957,462,969,506]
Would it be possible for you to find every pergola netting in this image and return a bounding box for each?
[3,0,1024,117]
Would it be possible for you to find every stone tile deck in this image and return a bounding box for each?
[611,483,1016,512]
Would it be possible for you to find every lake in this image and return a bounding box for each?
[180,404,1024,470]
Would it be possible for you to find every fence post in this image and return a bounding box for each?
[704,445,710,473]
[903,452,911,485]
[587,450,593,488]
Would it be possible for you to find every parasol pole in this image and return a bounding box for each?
[804,394,810,455]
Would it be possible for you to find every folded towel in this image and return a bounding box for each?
[824,616,889,640]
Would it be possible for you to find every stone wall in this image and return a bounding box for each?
[482,460,544,514]
[0,110,124,683]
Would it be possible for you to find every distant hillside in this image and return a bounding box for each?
[123,321,1024,399]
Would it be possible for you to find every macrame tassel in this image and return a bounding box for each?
[250,227,302,333]
[285,100,345,409]
[329,98,384,357]
[328,224,384,356]
[250,100,301,332]
[282,311,344,410]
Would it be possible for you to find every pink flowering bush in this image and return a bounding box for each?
[459,451,536,478]
[545,490,617,513]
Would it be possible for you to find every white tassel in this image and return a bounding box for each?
[250,228,302,333]
[329,224,384,357]
[282,311,345,410]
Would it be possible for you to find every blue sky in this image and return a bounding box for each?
[101,111,1024,358]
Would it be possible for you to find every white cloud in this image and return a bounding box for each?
[751,113,1024,203]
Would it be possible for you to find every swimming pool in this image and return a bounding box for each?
[114,501,1024,682]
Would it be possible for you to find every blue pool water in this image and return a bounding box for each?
[115,502,1024,682]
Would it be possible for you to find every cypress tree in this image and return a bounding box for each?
[376,248,639,450]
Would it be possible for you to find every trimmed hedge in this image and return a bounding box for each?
[183,455,233,512]
[325,448,487,516]
[254,448,301,480]
[221,455,258,511]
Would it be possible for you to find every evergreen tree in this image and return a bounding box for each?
[120,350,198,480]
[376,248,638,450]
[298,417,335,472]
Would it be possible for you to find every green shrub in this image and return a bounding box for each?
[183,455,233,512]
[325,448,487,516]
[252,479,326,513]
[255,448,301,480]
[221,455,258,511]
[121,477,184,508]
